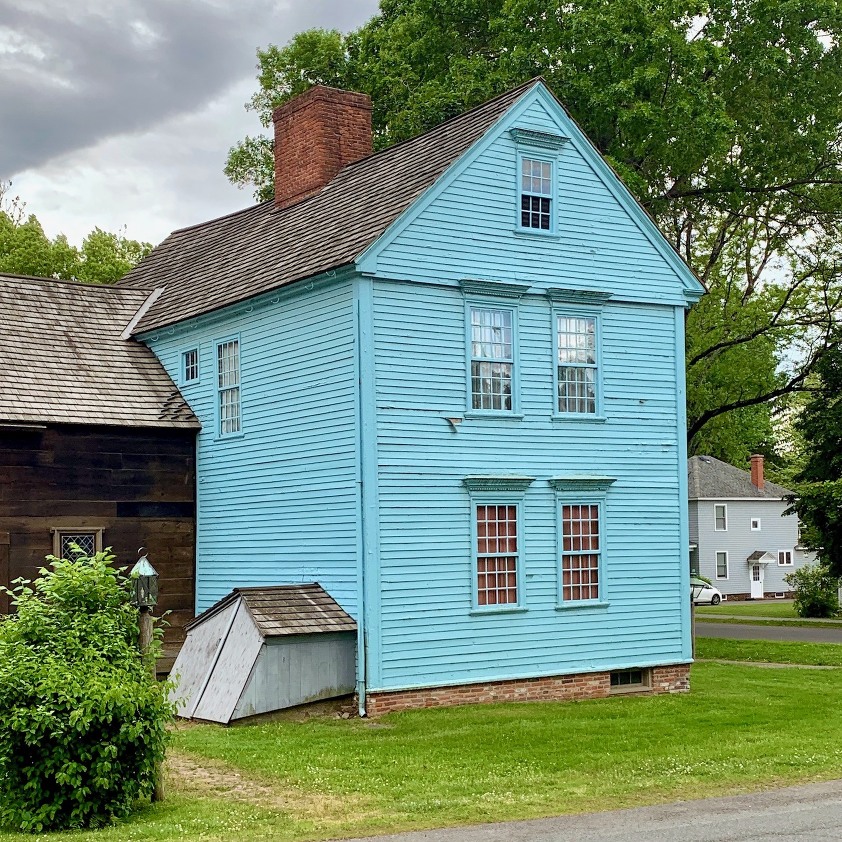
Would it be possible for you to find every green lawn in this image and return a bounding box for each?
[696,600,799,618]
[3,660,842,842]
[696,636,842,666]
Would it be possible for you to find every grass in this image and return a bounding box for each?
[696,636,842,666]
[696,601,800,618]
[3,660,842,842]
[696,616,842,629]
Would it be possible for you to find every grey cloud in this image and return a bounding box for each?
[0,0,379,177]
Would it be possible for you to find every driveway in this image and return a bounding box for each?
[342,779,842,841]
[696,621,842,644]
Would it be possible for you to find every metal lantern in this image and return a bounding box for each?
[131,548,159,608]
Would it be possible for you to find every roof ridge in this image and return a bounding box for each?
[0,272,154,294]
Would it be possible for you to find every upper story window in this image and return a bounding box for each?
[217,338,241,436]
[714,504,727,531]
[751,517,761,531]
[470,306,514,411]
[556,315,597,414]
[520,156,553,231]
[182,348,199,384]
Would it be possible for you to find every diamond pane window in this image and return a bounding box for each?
[520,157,552,230]
[217,339,241,435]
[183,348,199,383]
[60,533,96,558]
[470,307,513,411]
[561,503,600,601]
[476,504,519,606]
[557,316,597,414]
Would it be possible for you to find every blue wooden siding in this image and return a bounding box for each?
[369,280,686,690]
[139,271,360,615]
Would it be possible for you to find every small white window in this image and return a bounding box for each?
[714,504,727,531]
[182,348,199,383]
[217,339,241,435]
[751,518,761,531]
[778,550,793,566]
[716,551,728,579]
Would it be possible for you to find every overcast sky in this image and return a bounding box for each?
[0,0,380,246]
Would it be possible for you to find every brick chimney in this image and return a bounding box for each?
[272,85,373,210]
[750,454,765,490]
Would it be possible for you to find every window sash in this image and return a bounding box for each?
[556,315,597,414]
[716,551,728,578]
[470,307,514,411]
[520,156,553,230]
[475,503,519,606]
[561,503,601,601]
[217,340,241,435]
[714,504,727,531]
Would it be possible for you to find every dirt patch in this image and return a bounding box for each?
[167,750,373,822]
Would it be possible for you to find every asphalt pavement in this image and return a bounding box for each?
[695,621,842,643]
[343,779,842,841]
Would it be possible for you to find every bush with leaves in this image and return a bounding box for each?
[785,563,840,619]
[0,550,174,832]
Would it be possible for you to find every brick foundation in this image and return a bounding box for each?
[364,664,690,716]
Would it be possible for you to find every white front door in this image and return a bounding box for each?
[750,563,764,599]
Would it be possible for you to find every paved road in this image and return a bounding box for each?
[344,779,842,841]
[696,621,842,643]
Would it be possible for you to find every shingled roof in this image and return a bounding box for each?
[186,583,357,636]
[0,274,199,429]
[688,455,792,500]
[119,80,541,334]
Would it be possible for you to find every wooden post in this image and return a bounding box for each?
[139,606,165,803]
[691,596,696,658]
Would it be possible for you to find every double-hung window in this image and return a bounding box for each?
[556,315,598,414]
[470,306,514,411]
[182,348,199,384]
[217,338,241,436]
[520,156,553,231]
[560,503,601,601]
[716,551,729,579]
[714,504,727,531]
[475,503,520,607]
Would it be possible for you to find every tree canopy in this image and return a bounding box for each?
[0,182,151,284]
[226,0,842,461]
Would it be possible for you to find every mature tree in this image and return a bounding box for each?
[226,1,842,457]
[0,182,151,284]
[788,340,842,576]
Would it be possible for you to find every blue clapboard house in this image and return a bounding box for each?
[121,80,705,714]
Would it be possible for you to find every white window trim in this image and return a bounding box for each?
[215,336,242,438]
[750,517,761,531]
[715,550,729,580]
[714,504,728,531]
[778,550,794,566]
[553,310,601,417]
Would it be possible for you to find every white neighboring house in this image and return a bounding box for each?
[688,455,814,599]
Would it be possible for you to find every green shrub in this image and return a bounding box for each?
[785,563,840,618]
[0,550,174,832]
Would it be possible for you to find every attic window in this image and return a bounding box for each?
[520,156,553,231]
[182,348,199,383]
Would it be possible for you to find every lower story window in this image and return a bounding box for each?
[476,504,519,606]
[52,528,104,559]
[561,503,600,601]
[778,550,793,566]
[610,668,650,692]
[716,551,728,579]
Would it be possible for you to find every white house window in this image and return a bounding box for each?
[557,316,597,414]
[52,528,103,559]
[778,550,793,566]
[561,503,601,601]
[716,551,729,579]
[714,504,727,531]
[520,157,552,230]
[182,348,199,383]
[217,339,241,435]
[751,518,761,531]
[470,307,514,411]
[475,504,519,606]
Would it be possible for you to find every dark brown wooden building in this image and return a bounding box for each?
[0,274,199,665]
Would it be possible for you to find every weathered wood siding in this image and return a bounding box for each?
[363,89,692,691]
[140,272,360,615]
[0,424,195,652]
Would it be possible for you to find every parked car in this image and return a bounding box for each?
[691,576,722,606]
